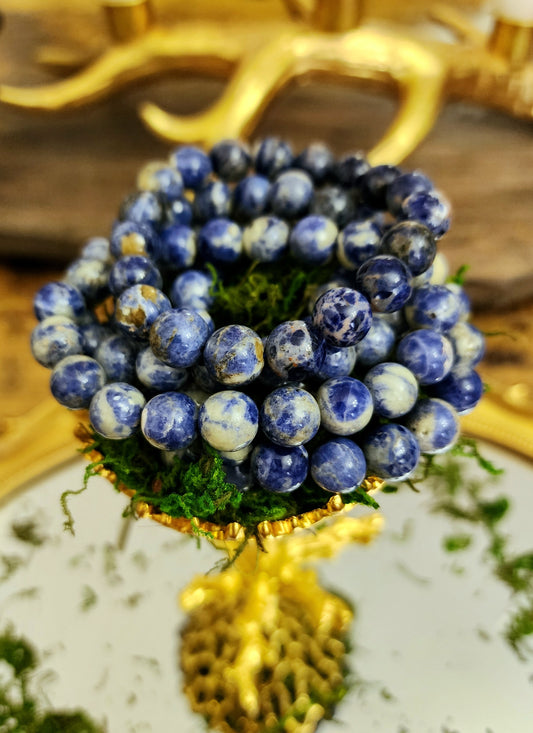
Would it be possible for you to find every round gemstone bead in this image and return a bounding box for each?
[363,423,420,481]
[310,438,366,493]
[260,385,320,446]
[294,142,334,184]
[95,333,137,382]
[119,191,164,227]
[265,319,325,380]
[31,316,83,368]
[364,362,419,418]
[136,346,188,392]
[254,137,293,179]
[193,181,231,222]
[447,321,485,369]
[108,255,162,296]
[110,220,160,260]
[359,164,401,207]
[34,281,86,322]
[289,215,337,264]
[204,324,264,385]
[80,237,112,263]
[199,390,258,451]
[170,145,212,190]
[210,139,251,182]
[165,197,193,227]
[269,169,314,219]
[334,152,370,188]
[354,317,395,367]
[403,397,459,454]
[141,392,198,450]
[355,255,413,313]
[429,367,483,415]
[114,284,171,340]
[159,225,196,269]
[65,258,111,303]
[400,189,451,238]
[150,308,209,368]
[380,221,436,276]
[242,216,289,262]
[198,218,242,263]
[396,328,454,385]
[313,343,356,380]
[310,185,355,227]
[136,161,184,200]
[405,284,461,332]
[386,171,433,215]
[232,175,271,221]
[444,282,471,320]
[251,442,308,493]
[79,322,114,358]
[312,287,372,347]
[170,269,214,310]
[317,376,373,435]
[90,383,146,439]
[337,219,381,270]
[50,355,106,409]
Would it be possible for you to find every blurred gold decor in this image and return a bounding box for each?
[1,0,533,163]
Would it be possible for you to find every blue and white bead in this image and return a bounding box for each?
[447,322,485,369]
[354,317,395,367]
[385,171,433,215]
[311,438,366,493]
[80,236,112,263]
[193,181,231,222]
[165,197,193,227]
[108,255,162,296]
[141,392,198,450]
[150,308,209,368]
[119,191,164,227]
[400,189,451,238]
[90,383,146,439]
[198,218,242,263]
[159,225,196,270]
[317,376,373,435]
[265,319,325,380]
[114,284,171,340]
[210,139,251,182]
[34,281,86,322]
[355,255,412,313]
[170,269,214,310]
[136,161,184,200]
[242,216,289,262]
[313,343,356,379]
[269,169,314,219]
[363,423,420,481]
[312,287,373,347]
[380,221,436,276]
[396,328,454,385]
[199,390,258,451]
[405,284,461,332]
[232,175,271,221]
[289,215,337,264]
[65,258,111,303]
[251,442,308,493]
[444,282,471,320]
[95,334,137,382]
[31,316,83,368]
[195,309,215,336]
[260,385,320,446]
[294,142,334,184]
[204,324,263,385]
[170,145,212,190]
[50,355,106,409]
[364,362,418,418]
[136,346,188,392]
[403,398,459,454]
[310,185,355,227]
[254,137,293,179]
[110,220,160,260]
[337,219,381,270]
[429,367,483,415]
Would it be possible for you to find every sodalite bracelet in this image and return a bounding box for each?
[31,136,485,507]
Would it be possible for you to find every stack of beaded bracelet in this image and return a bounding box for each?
[31,137,485,526]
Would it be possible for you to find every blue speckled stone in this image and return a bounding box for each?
[95,333,137,382]
[317,376,373,435]
[289,215,337,264]
[193,181,231,223]
[312,287,372,347]
[400,189,451,238]
[150,308,209,368]
[198,218,242,263]
[108,255,162,296]
[90,383,146,439]
[141,392,197,450]
[444,282,471,321]
[364,362,419,418]
[429,367,483,415]
[110,220,160,260]
[363,423,420,481]
[136,346,188,392]
[242,216,289,262]
[136,161,184,200]
[337,219,381,270]
[403,397,459,454]
[355,255,413,313]
[164,197,193,227]
[31,316,83,368]
[313,343,356,380]
[34,281,86,322]
[396,328,454,385]
[269,169,314,219]
[260,385,320,446]
[310,185,355,228]
[232,175,271,221]
[334,152,370,188]
[294,142,334,185]
[170,146,212,190]
[405,284,461,333]
[380,221,436,276]
[204,324,263,385]
[386,171,433,215]
[254,137,293,179]
[114,284,171,340]
[251,442,308,493]
[199,390,258,451]
[359,164,401,207]
[65,257,111,303]
[210,139,251,182]
[159,225,196,270]
[79,322,114,357]
[354,317,395,367]
[196,309,215,337]
[119,191,164,227]
[50,355,106,409]
[265,320,325,380]
[80,237,111,263]
[170,269,214,310]
[311,438,366,493]
[448,322,485,369]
